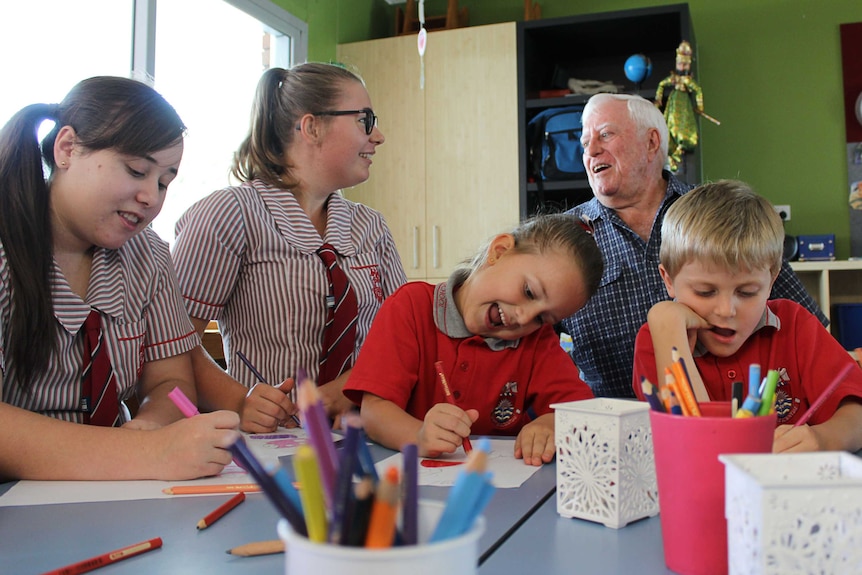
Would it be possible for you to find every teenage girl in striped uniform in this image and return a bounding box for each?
[173,63,406,432]
[0,77,240,481]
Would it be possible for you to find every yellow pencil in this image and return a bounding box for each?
[293,445,328,542]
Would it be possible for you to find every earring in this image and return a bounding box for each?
[60,161,67,166]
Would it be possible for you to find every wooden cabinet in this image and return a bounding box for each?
[338,23,520,283]
[517,4,699,217]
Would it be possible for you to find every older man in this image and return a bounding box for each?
[561,93,825,398]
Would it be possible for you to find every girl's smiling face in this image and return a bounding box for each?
[51,125,183,252]
[455,234,589,341]
[660,259,776,357]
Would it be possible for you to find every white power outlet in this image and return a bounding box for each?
[774,205,791,221]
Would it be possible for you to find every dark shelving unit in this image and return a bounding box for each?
[517,4,699,218]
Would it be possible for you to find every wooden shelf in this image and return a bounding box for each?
[790,260,862,325]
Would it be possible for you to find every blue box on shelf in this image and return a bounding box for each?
[797,234,835,261]
[832,303,862,350]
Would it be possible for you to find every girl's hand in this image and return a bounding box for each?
[240,379,299,433]
[514,413,556,466]
[417,403,478,458]
[151,410,241,480]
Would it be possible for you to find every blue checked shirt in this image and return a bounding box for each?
[561,171,827,398]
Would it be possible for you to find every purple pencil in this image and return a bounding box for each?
[296,371,338,509]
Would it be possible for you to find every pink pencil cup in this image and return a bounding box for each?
[650,402,775,575]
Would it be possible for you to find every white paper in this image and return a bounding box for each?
[374,439,542,488]
[0,427,318,507]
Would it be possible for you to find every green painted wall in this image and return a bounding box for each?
[279,0,862,258]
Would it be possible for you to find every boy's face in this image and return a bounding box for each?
[660,259,776,358]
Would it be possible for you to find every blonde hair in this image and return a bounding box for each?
[660,180,784,278]
[232,62,366,188]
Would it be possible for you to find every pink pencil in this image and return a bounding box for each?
[795,363,854,427]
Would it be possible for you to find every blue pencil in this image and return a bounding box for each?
[430,438,493,543]
[228,437,306,535]
[328,416,360,544]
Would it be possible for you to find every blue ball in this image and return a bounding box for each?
[624,54,653,84]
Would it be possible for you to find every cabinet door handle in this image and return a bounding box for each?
[412,226,419,269]
[432,225,440,269]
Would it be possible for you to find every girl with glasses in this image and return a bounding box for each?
[173,63,406,432]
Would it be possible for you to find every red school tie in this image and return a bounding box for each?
[81,310,120,426]
[316,244,359,384]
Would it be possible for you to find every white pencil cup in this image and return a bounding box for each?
[552,398,658,528]
[277,499,485,575]
[721,451,862,574]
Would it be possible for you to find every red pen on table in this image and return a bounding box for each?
[434,361,473,454]
[40,537,162,575]
[197,491,246,530]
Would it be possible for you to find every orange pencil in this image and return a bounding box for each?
[197,491,246,530]
[434,361,473,454]
[162,484,261,495]
[664,371,690,417]
[364,466,400,548]
[669,360,701,417]
[40,537,162,575]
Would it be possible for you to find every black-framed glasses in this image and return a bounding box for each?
[311,108,378,135]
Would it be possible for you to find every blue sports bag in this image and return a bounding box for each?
[527,106,586,181]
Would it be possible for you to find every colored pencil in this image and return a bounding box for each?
[640,377,666,413]
[401,443,420,545]
[434,360,473,453]
[293,445,329,542]
[669,356,701,416]
[329,414,361,544]
[228,437,307,535]
[166,386,245,471]
[795,363,854,427]
[162,484,261,495]
[225,540,284,557]
[267,463,305,520]
[731,381,744,415]
[41,537,162,575]
[748,364,761,399]
[235,351,302,427]
[196,492,246,530]
[296,373,338,508]
[757,370,780,417]
[346,476,375,546]
[664,372,689,416]
[355,427,379,482]
[167,386,199,418]
[430,437,493,543]
[365,466,400,548]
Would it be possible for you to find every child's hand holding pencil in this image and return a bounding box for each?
[417,402,479,459]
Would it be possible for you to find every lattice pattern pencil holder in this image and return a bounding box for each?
[552,398,658,528]
[721,452,862,575]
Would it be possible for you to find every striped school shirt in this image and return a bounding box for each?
[171,179,407,388]
[0,229,198,422]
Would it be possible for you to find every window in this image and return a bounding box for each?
[0,0,307,244]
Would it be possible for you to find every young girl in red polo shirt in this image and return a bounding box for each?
[344,213,601,466]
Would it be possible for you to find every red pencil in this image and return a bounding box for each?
[795,363,854,427]
[197,491,246,530]
[434,361,473,454]
[40,537,162,575]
